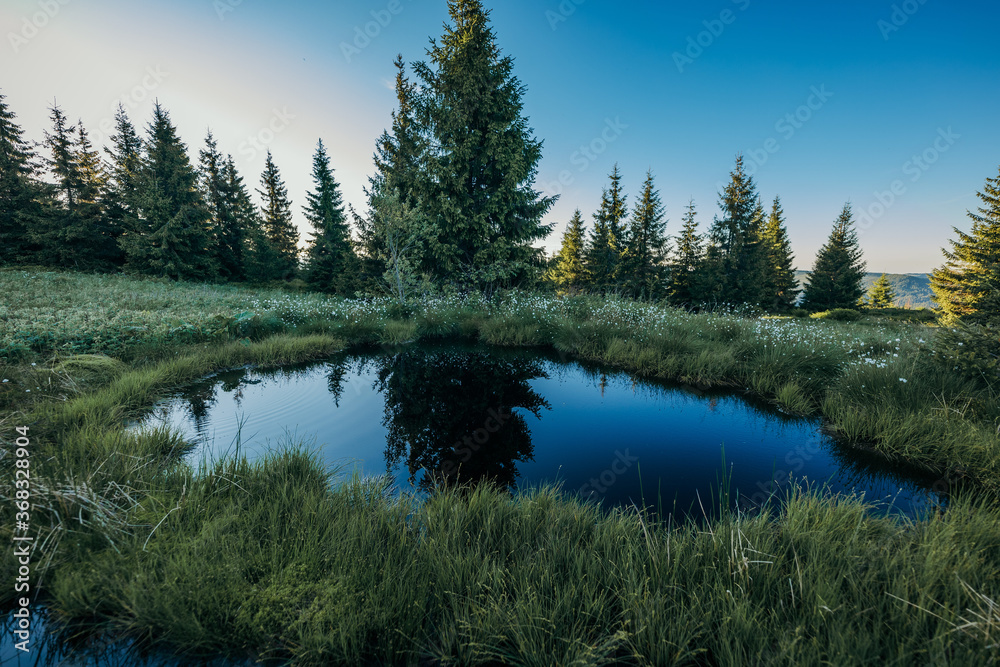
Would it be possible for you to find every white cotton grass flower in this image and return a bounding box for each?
[900,378,908,383]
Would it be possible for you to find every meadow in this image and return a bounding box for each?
[1,267,999,665]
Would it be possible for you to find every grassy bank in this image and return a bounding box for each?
[1,268,999,664]
[26,457,1000,665]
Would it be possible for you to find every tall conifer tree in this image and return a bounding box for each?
[199,132,244,280]
[364,56,424,287]
[257,150,298,280]
[931,165,1000,325]
[36,106,119,269]
[584,188,614,290]
[620,170,669,299]
[38,103,80,266]
[667,199,705,308]
[222,155,280,283]
[584,166,629,291]
[550,209,587,293]
[604,164,629,274]
[802,203,867,310]
[72,122,122,269]
[373,55,424,208]
[303,139,358,294]
[123,102,216,280]
[760,196,799,311]
[104,105,144,254]
[0,91,44,264]
[704,156,767,306]
[406,0,555,289]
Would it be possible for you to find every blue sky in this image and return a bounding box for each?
[2,0,997,272]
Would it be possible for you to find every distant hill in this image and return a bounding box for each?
[794,272,935,309]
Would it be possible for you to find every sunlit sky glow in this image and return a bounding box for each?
[2,0,998,272]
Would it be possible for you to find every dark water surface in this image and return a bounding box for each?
[138,343,943,517]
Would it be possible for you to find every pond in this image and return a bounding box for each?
[136,343,943,518]
[4,343,946,664]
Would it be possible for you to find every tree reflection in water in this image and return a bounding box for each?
[356,348,551,493]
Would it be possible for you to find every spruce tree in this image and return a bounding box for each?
[407,0,555,289]
[363,56,424,289]
[0,91,44,265]
[667,199,705,308]
[303,139,358,294]
[199,132,244,281]
[584,188,614,290]
[620,170,669,299]
[703,155,767,306]
[36,103,80,266]
[43,104,79,206]
[760,196,799,312]
[36,106,119,269]
[257,150,299,280]
[220,154,254,280]
[802,203,867,310]
[550,209,587,293]
[123,102,216,280]
[104,105,144,254]
[224,155,281,283]
[931,165,1000,325]
[71,122,122,269]
[373,55,424,208]
[866,274,896,309]
[604,164,629,276]
[584,166,629,291]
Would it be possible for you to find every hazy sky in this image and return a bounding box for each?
[3,0,998,272]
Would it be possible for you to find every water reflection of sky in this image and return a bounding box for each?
[135,344,944,519]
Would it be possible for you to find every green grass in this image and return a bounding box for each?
[0,267,339,359]
[18,451,1000,665]
[2,269,1000,664]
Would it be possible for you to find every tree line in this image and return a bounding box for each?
[549,157,870,312]
[1,0,997,326]
[0,0,554,299]
[0,92,359,293]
